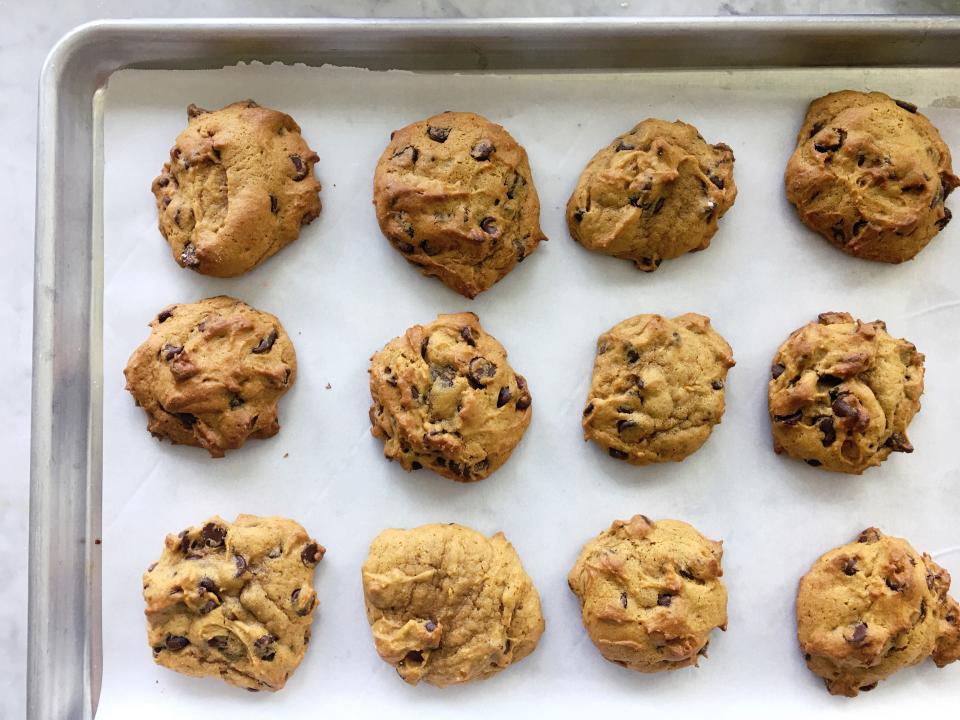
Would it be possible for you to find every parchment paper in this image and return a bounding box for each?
[99,63,960,718]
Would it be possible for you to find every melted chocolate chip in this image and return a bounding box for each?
[819,416,836,446]
[832,395,858,418]
[392,145,419,163]
[860,682,878,692]
[626,348,639,363]
[657,593,673,607]
[420,336,429,360]
[497,386,513,408]
[301,543,322,566]
[885,577,904,592]
[884,432,913,453]
[849,622,868,644]
[573,208,585,222]
[161,344,183,361]
[201,523,226,548]
[582,402,594,417]
[814,128,847,153]
[708,174,725,190]
[711,379,724,390]
[842,557,858,576]
[774,410,803,425]
[234,554,247,577]
[608,448,628,460]
[290,154,309,180]
[460,326,476,346]
[252,330,278,354]
[771,363,786,380]
[165,635,190,651]
[157,309,173,323]
[805,459,822,467]
[617,419,637,434]
[467,357,497,389]
[894,98,918,113]
[479,217,498,235]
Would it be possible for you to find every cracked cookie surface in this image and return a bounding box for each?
[124,295,297,457]
[373,111,546,298]
[361,523,544,687]
[152,100,321,277]
[568,515,727,672]
[143,514,324,691]
[785,90,958,263]
[368,312,532,482]
[567,119,737,271]
[768,312,923,474]
[797,527,960,697]
[582,313,734,464]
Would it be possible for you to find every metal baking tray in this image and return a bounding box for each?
[31,16,960,719]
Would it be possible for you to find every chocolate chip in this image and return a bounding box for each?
[157,309,173,323]
[814,128,847,153]
[420,337,429,361]
[608,448,628,460]
[515,394,531,411]
[165,635,190,651]
[857,153,866,166]
[831,224,845,243]
[234,554,247,577]
[615,141,635,151]
[198,599,217,615]
[652,197,665,215]
[479,217,498,235]
[832,395,858,418]
[207,636,228,650]
[427,126,450,143]
[497,386,513,408]
[270,195,279,214]
[919,600,927,621]
[860,682,878,692]
[470,139,495,160]
[849,622,867,644]
[229,394,244,409]
[392,145,419,163]
[202,523,226,548]
[842,557,858,576]
[255,634,275,649]
[178,530,190,554]
[805,459,822,467]
[252,330,278,354]
[935,207,952,231]
[467,357,497,389]
[620,592,628,608]
[471,459,488,476]
[573,208,585,222]
[290,154,309,180]
[818,374,843,387]
[808,121,825,138]
[711,379,724,390]
[198,577,218,596]
[180,244,199,268]
[582,402,594,417]
[657,593,673,607]
[819,416,836,446]
[403,650,424,665]
[186,103,209,119]
[291,588,315,616]
[460,326,476,346]
[774,410,803,425]
[771,363,786,380]
[894,98,918,113]
[858,528,882,544]
[884,432,913,453]
[173,412,197,428]
[708,174,725,190]
[885,577,904,592]
[161,344,183,361]
[301,543,322,566]
[397,241,415,253]
[626,348,639,363]
[425,620,437,632]
[617,419,637,435]
[678,568,698,583]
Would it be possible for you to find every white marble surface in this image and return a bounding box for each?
[2,1,954,718]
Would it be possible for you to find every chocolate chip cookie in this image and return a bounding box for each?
[152,100,321,277]
[785,90,958,263]
[797,527,960,697]
[143,514,324,692]
[373,111,546,298]
[567,119,737,271]
[361,523,544,687]
[768,312,924,474]
[124,296,296,457]
[568,515,727,672]
[582,313,734,464]
[368,312,532,482]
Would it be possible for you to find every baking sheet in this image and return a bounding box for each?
[99,62,960,717]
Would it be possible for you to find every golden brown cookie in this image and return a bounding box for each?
[568,515,727,672]
[797,527,960,697]
[582,313,734,464]
[567,119,736,271]
[368,312,532,482]
[143,514,324,692]
[768,312,923,474]
[361,523,544,687]
[152,100,321,277]
[124,296,296,457]
[373,111,546,298]
[785,90,957,263]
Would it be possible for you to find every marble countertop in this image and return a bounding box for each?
[2,1,952,717]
